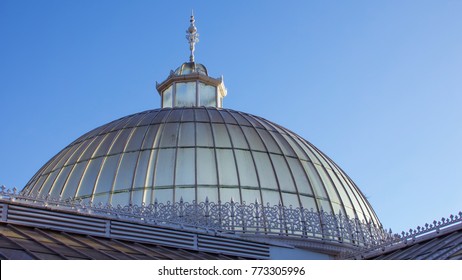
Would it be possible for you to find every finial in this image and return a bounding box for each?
[185,11,199,62]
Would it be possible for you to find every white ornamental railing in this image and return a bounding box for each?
[0,186,392,248]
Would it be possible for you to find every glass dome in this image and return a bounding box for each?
[22,107,380,227]
[174,62,208,76]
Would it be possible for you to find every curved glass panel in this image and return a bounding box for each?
[197,148,217,185]
[154,148,175,187]
[175,148,195,186]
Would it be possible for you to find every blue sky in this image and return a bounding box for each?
[1,1,461,233]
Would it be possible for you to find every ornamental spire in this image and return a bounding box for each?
[186,11,199,62]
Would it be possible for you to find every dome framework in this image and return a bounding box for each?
[23,107,380,228]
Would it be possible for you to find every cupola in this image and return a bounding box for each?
[156,13,227,108]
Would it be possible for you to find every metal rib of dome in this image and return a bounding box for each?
[22,107,380,227]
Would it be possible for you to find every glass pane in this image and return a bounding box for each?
[194,108,209,122]
[93,132,118,157]
[270,131,296,157]
[331,201,344,216]
[270,154,296,192]
[62,162,87,199]
[262,190,281,206]
[93,193,110,205]
[138,110,160,126]
[282,192,300,208]
[131,190,143,206]
[154,188,173,203]
[175,187,195,203]
[181,108,194,121]
[39,170,59,196]
[175,82,196,106]
[287,158,312,195]
[109,129,132,154]
[326,168,353,210]
[253,152,278,190]
[94,154,120,196]
[299,195,317,211]
[242,126,265,151]
[167,109,182,122]
[125,126,148,152]
[241,189,259,204]
[219,111,237,124]
[216,149,238,186]
[141,124,160,149]
[318,198,333,213]
[258,119,277,132]
[208,109,224,123]
[77,157,104,198]
[313,150,332,170]
[242,114,264,129]
[197,186,218,203]
[113,152,139,191]
[196,123,213,147]
[235,150,258,188]
[144,188,154,205]
[111,191,130,206]
[212,124,231,147]
[41,153,63,174]
[162,85,173,107]
[52,146,76,171]
[154,148,175,187]
[144,150,158,189]
[302,161,328,199]
[315,164,341,205]
[152,110,169,123]
[63,145,87,167]
[219,187,240,204]
[232,112,251,126]
[198,83,216,107]
[342,176,372,219]
[111,115,132,131]
[228,124,248,149]
[98,119,120,135]
[80,136,104,161]
[29,175,46,196]
[296,139,321,164]
[159,123,179,148]
[197,148,217,185]
[283,134,309,160]
[178,122,195,147]
[50,165,72,198]
[124,113,145,128]
[133,150,151,189]
[175,148,195,186]
[258,129,281,153]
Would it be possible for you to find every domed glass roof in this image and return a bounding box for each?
[23,107,380,226]
[174,62,208,76]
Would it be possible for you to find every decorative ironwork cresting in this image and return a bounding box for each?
[186,11,199,62]
[0,186,394,248]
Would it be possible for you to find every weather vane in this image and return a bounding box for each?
[186,11,199,62]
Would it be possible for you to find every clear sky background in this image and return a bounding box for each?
[1,0,461,234]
